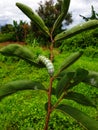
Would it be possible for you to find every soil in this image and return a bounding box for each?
[0,41,25,47]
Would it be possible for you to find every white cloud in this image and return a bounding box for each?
[0,0,98,27]
[68,0,98,28]
[0,0,41,25]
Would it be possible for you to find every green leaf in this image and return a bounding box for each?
[59,51,83,73]
[24,128,34,130]
[25,128,34,130]
[83,71,98,88]
[61,0,70,13]
[16,3,50,37]
[56,72,74,98]
[51,88,56,95]
[52,0,70,33]
[0,44,39,66]
[64,91,95,107]
[56,68,88,87]
[56,104,98,130]
[0,80,46,100]
[70,68,88,87]
[44,102,48,111]
[54,20,98,42]
[52,13,65,33]
[56,68,89,98]
[56,70,66,80]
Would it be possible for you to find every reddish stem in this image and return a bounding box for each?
[50,43,54,61]
[44,77,53,130]
[49,34,54,61]
[44,34,54,130]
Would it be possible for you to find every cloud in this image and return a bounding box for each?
[68,0,98,28]
[0,0,40,25]
[0,0,98,27]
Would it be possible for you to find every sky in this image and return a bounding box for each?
[0,0,98,28]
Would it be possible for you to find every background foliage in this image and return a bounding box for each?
[0,49,98,129]
[0,0,98,129]
[59,28,98,54]
[30,0,73,43]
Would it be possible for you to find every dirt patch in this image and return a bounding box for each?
[0,42,26,47]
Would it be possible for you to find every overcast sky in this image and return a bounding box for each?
[0,0,98,28]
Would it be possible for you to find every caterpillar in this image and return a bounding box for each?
[38,55,54,77]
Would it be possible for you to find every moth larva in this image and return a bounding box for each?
[38,55,54,77]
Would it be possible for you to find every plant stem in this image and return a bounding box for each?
[50,43,54,61]
[50,34,54,61]
[51,92,67,112]
[44,77,53,130]
[44,34,54,130]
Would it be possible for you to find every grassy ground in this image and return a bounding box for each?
[0,46,98,130]
[0,33,14,43]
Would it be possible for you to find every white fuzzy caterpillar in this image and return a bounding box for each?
[38,55,54,77]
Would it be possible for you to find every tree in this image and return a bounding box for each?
[80,5,98,21]
[1,24,14,33]
[13,20,30,41]
[31,0,73,41]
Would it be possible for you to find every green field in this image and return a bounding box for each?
[0,1,98,129]
[0,33,14,43]
[0,46,98,130]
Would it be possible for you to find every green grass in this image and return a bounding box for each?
[0,48,98,130]
[0,33,14,43]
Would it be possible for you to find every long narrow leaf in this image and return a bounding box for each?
[61,0,70,13]
[56,68,88,89]
[83,71,98,88]
[70,68,88,88]
[64,91,95,107]
[56,68,88,98]
[0,80,46,100]
[56,104,98,130]
[59,51,83,73]
[54,20,98,42]
[56,72,74,98]
[0,44,39,67]
[52,13,65,33]
[52,0,70,33]
[16,3,50,37]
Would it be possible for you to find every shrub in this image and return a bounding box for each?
[60,28,98,53]
[0,33,14,43]
[0,1,98,130]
